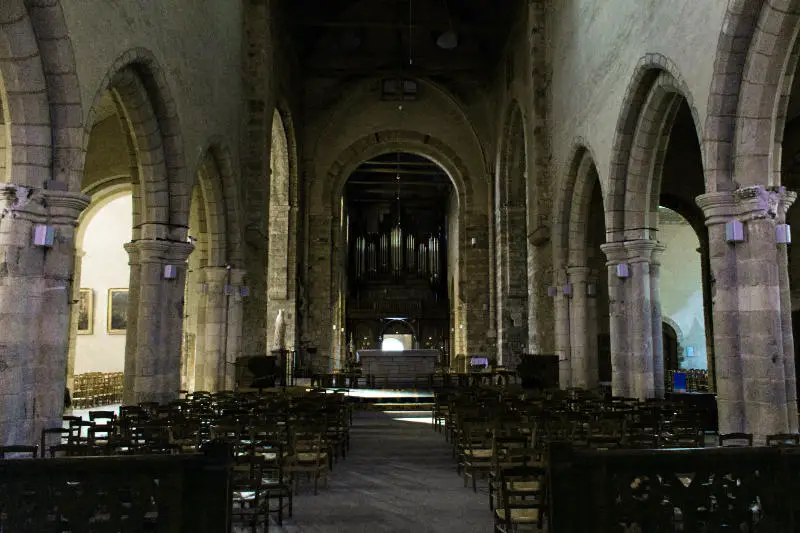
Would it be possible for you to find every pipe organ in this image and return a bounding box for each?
[351,228,444,284]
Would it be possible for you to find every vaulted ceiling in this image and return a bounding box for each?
[283,0,522,82]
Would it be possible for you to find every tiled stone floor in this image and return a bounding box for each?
[276,411,493,533]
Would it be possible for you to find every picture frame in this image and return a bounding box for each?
[77,288,93,335]
[107,288,129,335]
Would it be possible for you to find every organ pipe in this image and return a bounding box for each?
[406,234,415,272]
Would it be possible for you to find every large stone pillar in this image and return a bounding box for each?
[553,268,571,388]
[601,240,662,399]
[626,241,656,400]
[649,244,666,398]
[601,242,631,397]
[0,185,88,446]
[568,266,596,389]
[193,266,228,392]
[223,268,246,390]
[123,239,193,404]
[697,186,797,437]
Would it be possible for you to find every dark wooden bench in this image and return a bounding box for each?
[548,441,800,532]
[0,443,232,532]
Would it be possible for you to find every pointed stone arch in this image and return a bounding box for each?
[267,106,299,351]
[495,102,529,364]
[607,55,703,242]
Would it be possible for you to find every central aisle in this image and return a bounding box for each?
[280,411,493,533]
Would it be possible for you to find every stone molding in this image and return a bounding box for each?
[125,239,194,264]
[601,239,662,265]
[697,186,797,225]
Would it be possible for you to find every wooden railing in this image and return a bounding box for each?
[0,443,232,532]
[548,442,800,532]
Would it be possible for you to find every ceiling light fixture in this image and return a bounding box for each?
[437,0,459,50]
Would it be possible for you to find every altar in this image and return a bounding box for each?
[356,349,439,388]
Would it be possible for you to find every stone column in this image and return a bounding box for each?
[625,240,657,400]
[601,242,631,397]
[553,268,571,388]
[223,268,246,390]
[0,185,88,446]
[66,249,86,391]
[777,193,798,433]
[649,243,666,398]
[567,266,594,388]
[697,186,797,437]
[193,266,228,392]
[587,269,600,386]
[123,239,193,405]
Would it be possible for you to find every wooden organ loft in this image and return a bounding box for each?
[345,153,452,363]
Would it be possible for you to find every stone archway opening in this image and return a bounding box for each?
[266,109,297,354]
[657,101,713,393]
[607,69,712,400]
[66,90,135,408]
[495,105,529,367]
[557,151,610,391]
[779,41,800,408]
[342,152,455,370]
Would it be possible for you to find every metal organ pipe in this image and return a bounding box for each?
[407,234,415,272]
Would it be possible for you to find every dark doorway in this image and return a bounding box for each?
[663,322,679,372]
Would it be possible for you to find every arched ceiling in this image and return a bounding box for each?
[283,0,522,83]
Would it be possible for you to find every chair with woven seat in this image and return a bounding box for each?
[461,420,495,492]
[286,425,329,494]
[494,465,547,533]
[254,439,293,526]
[231,454,269,533]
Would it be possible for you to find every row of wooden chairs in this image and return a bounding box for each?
[71,372,123,408]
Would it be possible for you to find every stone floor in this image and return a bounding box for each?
[276,410,493,533]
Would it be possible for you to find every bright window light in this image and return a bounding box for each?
[381,338,405,351]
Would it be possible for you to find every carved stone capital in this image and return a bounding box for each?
[125,239,194,264]
[43,190,90,226]
[697,186,797,225]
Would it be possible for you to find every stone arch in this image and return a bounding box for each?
[495,101,529,362]
[326,130,471,210]
[0,0,51,186]
[194,150,229,268]
[196,140,243,267]
[555,142,605,271]
[498,102,527,207]
[25,0,84,189]
[732,0,800,187]
[324,130,473,361]
[607,56,703,241]
[704,0,764,192]
[83,48,188,242]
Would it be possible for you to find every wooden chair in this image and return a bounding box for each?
[718,432,753,447]
[461,421,495,492]
[494,465,547,533]
[766,433,800,446]
[254,439,293,526]
[286,426,329,494]
[230,454,268,533]
[0,445,37,459]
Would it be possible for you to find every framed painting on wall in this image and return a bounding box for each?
[107,288,129,334]
[77,288,93,335]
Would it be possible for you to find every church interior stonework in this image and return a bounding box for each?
[4,0,800,531]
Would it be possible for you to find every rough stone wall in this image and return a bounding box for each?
[241,0,300,357]
[61,0,244,181]
[547,0,728,192]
